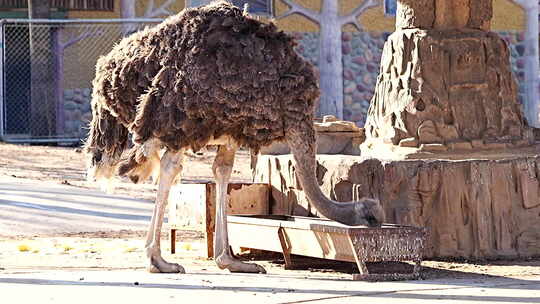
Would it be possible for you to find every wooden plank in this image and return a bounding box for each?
[348,235,368,275]
[228,222,282,252]
[277,227,293,269]
[284,229,356,263]
[0,0,114,11]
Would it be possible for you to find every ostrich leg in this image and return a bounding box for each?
[146,149,185,273]
[213,144,266,273]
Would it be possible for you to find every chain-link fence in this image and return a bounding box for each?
[0,19,161,143]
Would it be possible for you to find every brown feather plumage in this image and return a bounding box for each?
[84,1,319,181]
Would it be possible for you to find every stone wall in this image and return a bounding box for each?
[62,88,92,138]
[293,30,527,127]
[500,31,527,104]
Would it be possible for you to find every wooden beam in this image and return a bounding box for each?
[0,0,114,11]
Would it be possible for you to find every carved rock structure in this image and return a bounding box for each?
[255,153,540,259]
[362,0,533,157]
[255,0,540,259]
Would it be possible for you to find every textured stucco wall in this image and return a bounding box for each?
[67,0,185,19]
[274,0,524,32]
[65,0,525,31]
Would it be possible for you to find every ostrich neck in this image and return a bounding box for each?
[286,122,355,222]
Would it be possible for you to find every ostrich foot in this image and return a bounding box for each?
[147,255,185,273]
[216,254,266,274]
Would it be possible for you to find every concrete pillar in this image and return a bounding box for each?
[514,0,540,127]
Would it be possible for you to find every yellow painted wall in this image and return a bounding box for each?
[67,0,186,19]
[274,0,524,32]
[65,0,187,89]
[66,0,526,31]
[132,0,186,17]
[62,27,123,90]
[65,0,120,89]
[492,0,524,30]
[273,0,320,31]
[67,0,121,18]
[61,0,526,89]
[356,0,395,32]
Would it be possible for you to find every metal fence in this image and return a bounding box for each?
[0,19,161,143]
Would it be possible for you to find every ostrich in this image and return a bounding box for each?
[84,1,384,274]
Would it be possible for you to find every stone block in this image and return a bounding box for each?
[363,29,530,156]
[396,0,435,30]
[471,139,484,149]
[483,142,508,150]
[432,0,491,30]
[448,40,486,85]
[260,132,363,155]
[261,118,364,155]
[418,120,442,143]
[433,0,461,29]
[448,141,473,150]
[467,0,492,30]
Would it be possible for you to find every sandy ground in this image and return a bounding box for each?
[1,230,540,280]
[0,142,252,200]
[1,142,540,283]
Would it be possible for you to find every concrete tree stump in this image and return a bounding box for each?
[362,0,533,158]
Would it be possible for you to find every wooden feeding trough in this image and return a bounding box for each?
[228,215,427,280]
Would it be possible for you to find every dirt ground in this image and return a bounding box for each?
[1,142,540,281]
[1,231,539,281]
[0,142,252,200]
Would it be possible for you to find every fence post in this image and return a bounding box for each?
[0,20,4,140]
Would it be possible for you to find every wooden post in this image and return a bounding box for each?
[348,235,368,278]
[170,229,176,254]
[277,227,293,269]
[28,0,56,137]
[278,0,379,119]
